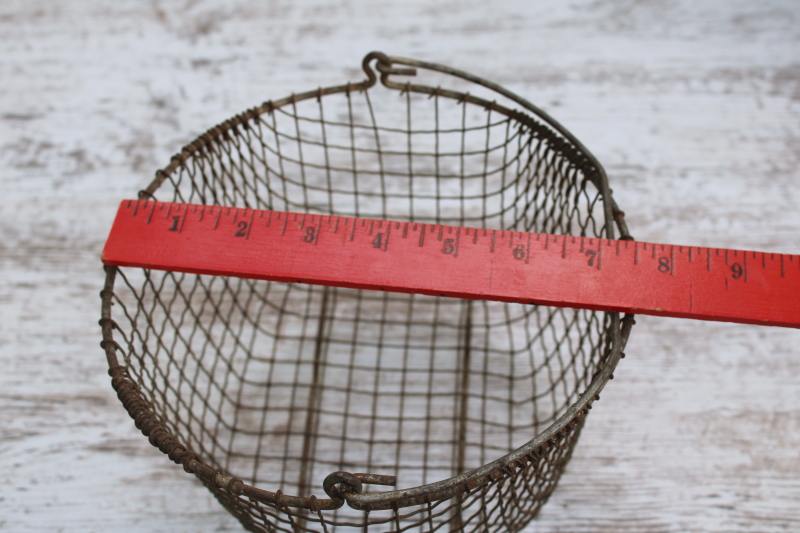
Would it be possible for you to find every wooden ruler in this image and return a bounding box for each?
[102,200,800,329]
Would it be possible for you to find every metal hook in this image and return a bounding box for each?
[361,51,417,89]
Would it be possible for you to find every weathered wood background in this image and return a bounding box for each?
[1,1,799,531]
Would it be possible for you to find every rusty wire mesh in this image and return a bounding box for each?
[99,52,634,532]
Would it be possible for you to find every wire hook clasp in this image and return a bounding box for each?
[362,51,417,89]
[323,471,397,509]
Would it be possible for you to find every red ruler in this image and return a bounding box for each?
[102,200,800,329]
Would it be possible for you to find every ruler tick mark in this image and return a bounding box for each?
[314,217,322,246]
[670,245,675,277]
[743,252,748,283]
[245,210,255,240]
[596,242,602,270]
[213,207,222,230]
[383,223,392,251]
[525,232,532,264]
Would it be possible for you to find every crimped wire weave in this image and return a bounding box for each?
[99,53,631,533]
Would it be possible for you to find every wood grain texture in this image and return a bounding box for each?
[1,1,799,531]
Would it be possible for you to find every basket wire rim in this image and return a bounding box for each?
[100,51,636,513]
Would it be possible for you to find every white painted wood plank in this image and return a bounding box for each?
[1,1,798,531]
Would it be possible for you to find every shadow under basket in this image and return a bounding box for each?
[99,52,634,533]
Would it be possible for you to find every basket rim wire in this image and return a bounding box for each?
[99,51,636,515]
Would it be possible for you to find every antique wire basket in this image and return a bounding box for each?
[99,52,635,532]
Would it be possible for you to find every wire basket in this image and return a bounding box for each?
[99,52,635,532]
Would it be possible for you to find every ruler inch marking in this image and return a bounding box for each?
[313,216,323,246]
[281,212,289,236]
[525,231,532,264]
[245,210,255,240]
[383,222,392,252]
[146,202,156,225]
[177,206,188,234]
[596,241,602,271]
[670,245,675,277]
[743,251,748,283]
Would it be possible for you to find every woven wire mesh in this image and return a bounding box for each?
[100,53,632,533]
